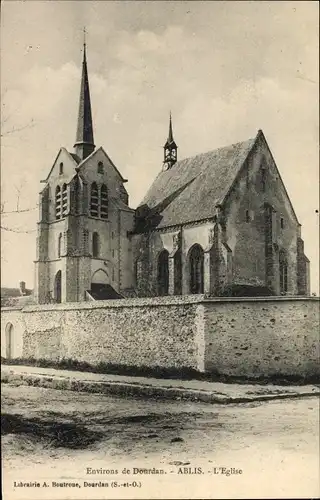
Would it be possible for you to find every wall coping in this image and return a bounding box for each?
[1,294,319,314]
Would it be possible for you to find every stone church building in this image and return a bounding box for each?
[34,44,310,304]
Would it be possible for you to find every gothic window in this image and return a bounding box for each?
[55,186,62,219]
[54,270,62,303]
[157,250,169,296]
[189,244,204,294]
[264,203,275,246]
[261,164,267,192]
[5,323,13,359]
[279,250,288,295]
[98,161,104,174]
[280,217,284,229]
[62,183,68,216]
[119,184,129,205]
[82,230,89,254]
[245,210,250,223]
[58,233,62,258]
[90,182,99,217]
[174,249,182,295]
[59,162,63,175]
[101,184,108,219]
[92,232,100,258]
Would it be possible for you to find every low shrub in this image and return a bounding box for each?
[1,356,319,385]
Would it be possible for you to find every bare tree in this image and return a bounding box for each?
[1,89,34,138]
[1,91,37,232]
[1,182,38,234]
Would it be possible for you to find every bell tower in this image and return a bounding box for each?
[163,112,178,170]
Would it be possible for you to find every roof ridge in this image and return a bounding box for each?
[175,136,256,166]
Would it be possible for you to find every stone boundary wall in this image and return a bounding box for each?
[203,297,320,377]
[1,296,206,371]
[1,296,319,377]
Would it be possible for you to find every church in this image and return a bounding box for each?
[34,43,310,304]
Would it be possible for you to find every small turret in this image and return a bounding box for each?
[163,112,178,170]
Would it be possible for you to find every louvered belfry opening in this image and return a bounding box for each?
[62,184,68,216]
[101,184,108,219]
[55,186,62,219]
[90,182,99,217]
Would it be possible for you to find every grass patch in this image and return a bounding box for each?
[1,356,319,385]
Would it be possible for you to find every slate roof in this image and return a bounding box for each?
[135,134,257,232]
[69,152,81,164]
[88,284,123,300]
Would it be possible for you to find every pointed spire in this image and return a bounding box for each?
[168,111,174,143]
[74,29,95,161]
[165,111,176,147]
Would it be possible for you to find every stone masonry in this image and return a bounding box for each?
[2,296,319,378]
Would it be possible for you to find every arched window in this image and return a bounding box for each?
[157,250,169,296]
[189,244,204,294]
[279,250,288,295]
[92,232,100,258]
[54,270,62,303]
[59,162,63,175]
[90,182,99,217]
[58,233,62,258]
[62,183,68,216]
[55,186,62,219]
[260,163,267,192]
[101,184,108,219]
[174,249,182,295]
[5,323,13,359]
[98,161,104,174]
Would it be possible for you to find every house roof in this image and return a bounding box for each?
[1,294,35,308]
[1,287,21,298]
[135,134,257,232]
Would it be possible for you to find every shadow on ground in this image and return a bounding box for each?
[1,413,103,449]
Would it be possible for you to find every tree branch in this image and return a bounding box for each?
[1,207,37,215]
[1,119,35,137]
[0,225,36,233]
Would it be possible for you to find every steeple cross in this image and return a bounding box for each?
[83,26,87,46]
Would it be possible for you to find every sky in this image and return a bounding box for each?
[1,0,319,292]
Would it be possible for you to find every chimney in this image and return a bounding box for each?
[19,281,26,296]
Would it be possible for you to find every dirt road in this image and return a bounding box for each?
[2,384,319,499]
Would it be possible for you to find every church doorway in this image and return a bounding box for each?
[189,244,204,294]
[54,270,62,303]
[5,323,13,359]
[157,250,169,296]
